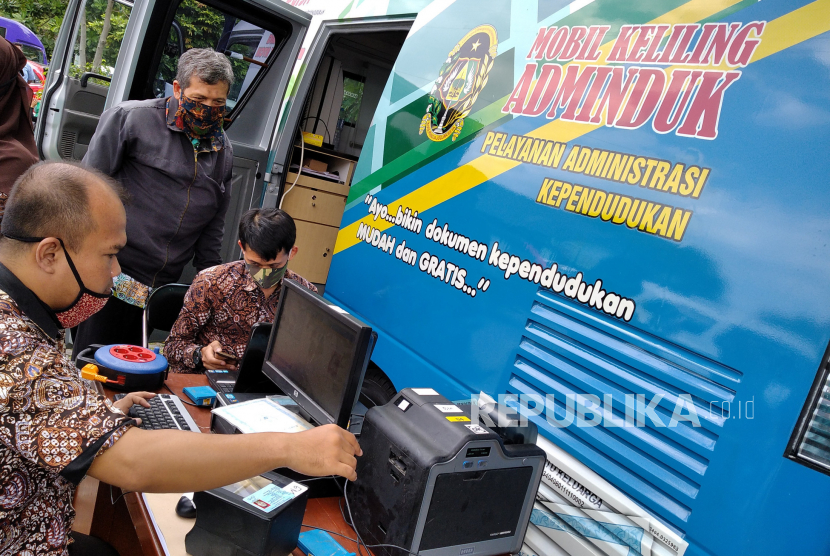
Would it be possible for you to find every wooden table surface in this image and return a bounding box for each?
[74,374,368,556]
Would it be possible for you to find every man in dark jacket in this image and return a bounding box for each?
[73,49,235,358]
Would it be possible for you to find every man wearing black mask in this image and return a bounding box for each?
[74,48,235,359]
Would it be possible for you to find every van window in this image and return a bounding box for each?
[788,348,830,474]
[334,72,365,150]
[151,0,286,113]
[69,0,133,84]
[16,43,42,62]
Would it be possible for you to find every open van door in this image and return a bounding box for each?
[37,0,311,274]
[262,17,414,285]
[36,0,133,161]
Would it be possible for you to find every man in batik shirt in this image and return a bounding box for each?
[165,209,316,373]
[0,162,361,555]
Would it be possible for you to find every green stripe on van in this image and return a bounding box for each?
[347,0,754,205]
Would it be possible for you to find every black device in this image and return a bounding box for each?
[176,495,197,519]
[207,322,283,406]
[261,279,376,428]
[215,350,239,361]
[350,388,545,556]
[186,472,308,556]
[113,393,200,432]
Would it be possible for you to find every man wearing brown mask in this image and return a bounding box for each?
[74,48,236,360]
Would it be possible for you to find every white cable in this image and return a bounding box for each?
[279,134,304,209]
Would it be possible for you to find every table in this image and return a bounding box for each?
[74,374,367,556]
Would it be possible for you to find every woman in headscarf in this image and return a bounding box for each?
[0,36,39,216]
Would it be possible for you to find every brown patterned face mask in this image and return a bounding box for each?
[171,94,226,151]
[2,233,110,328]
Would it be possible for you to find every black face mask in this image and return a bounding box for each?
[2,233,110,328]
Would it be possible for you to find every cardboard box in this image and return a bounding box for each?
[304,158,328,173]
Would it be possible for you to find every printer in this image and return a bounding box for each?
[350,388,545,556]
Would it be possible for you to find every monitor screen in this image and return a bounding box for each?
[263,279,374,427]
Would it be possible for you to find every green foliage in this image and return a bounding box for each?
[155,0,231,95]
[0,0,225,69]
[3,0,253,98]
[0,0,68,59]
[341,76,365,125]
[0,0,129,72]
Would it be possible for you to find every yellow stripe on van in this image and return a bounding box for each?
[750,0,830,62]
[335,0,830,255]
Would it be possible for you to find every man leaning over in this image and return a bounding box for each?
[74,49,236,358]
[0,162,360,555]
[165,208,316,373]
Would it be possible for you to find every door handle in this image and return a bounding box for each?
[80,73,112,88]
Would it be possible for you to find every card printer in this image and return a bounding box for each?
[350,388,545,556]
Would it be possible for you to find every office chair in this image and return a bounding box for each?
[142,283,189,348]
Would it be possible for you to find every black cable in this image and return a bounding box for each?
[338,496,352,527]
[299,525,421,556]
[300,524,359,545]
[299,475,337,483]
[341,480,423,556]
[364,543,421,556]
[162,382,200,406]
[108,483,133,506]
[342,480,368,556]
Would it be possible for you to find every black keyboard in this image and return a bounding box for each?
[216,381,234,393]
[206,370,237,394]
[114,393,201,432]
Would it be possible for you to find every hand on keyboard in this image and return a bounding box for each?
[112,391,155,414]
[114,393,201,432]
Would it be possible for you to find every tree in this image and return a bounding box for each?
[78,4,86,70]
[91,0,113,72]
[2,0,238,86]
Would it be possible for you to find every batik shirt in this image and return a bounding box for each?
[0,263,133,555]
[164,260,317,373]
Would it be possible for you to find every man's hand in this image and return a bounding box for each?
[113,391,156,413]
[112,391,155,426]
[202,341,237,370]
[284,424,363,481]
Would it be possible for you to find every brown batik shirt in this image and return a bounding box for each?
[0,262,134,555]
[164,260,317,373]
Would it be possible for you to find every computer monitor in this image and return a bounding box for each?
[262,279,375,428]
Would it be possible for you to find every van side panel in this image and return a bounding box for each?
[325,0,830,554]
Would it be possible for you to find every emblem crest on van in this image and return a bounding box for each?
[420,25,497,142]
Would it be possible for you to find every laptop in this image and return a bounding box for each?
[206,322,283,405]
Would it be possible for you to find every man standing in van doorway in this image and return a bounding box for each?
[73,49,235,359]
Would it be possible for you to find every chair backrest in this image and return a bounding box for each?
[145,283,189,333]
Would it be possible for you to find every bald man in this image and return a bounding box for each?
[0,162,361,555]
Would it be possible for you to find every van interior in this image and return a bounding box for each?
[41,0,410,292]
[278,28,410,289]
